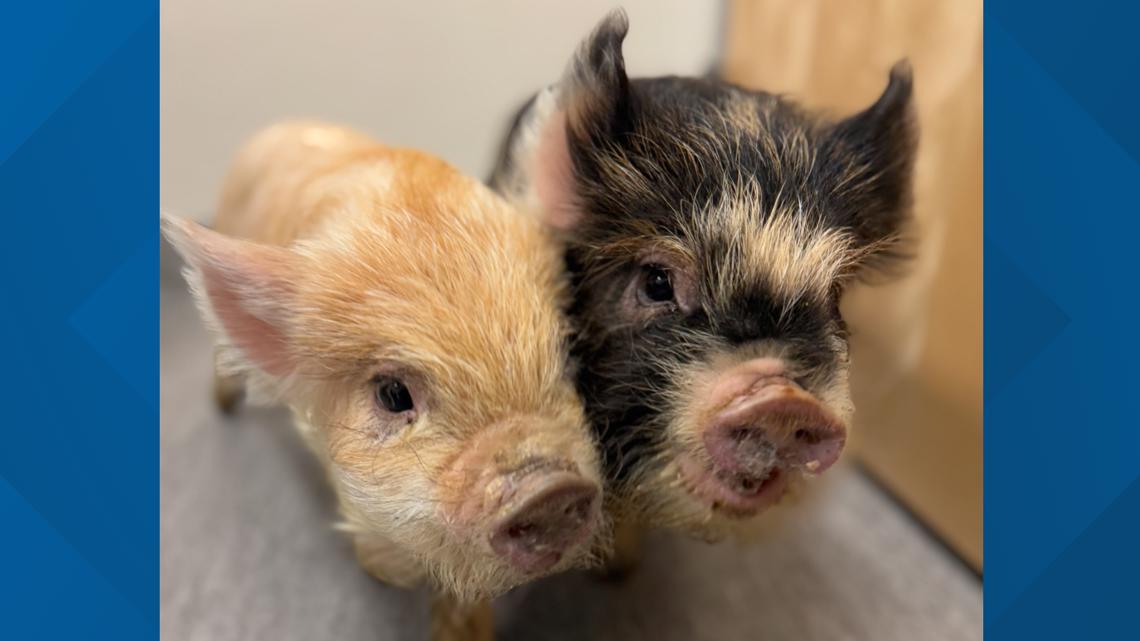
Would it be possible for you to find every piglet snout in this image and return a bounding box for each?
[703,372,846,479]
[489,471,599,575]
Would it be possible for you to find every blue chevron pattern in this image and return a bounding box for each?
[0,2,157,637]
[987,1,1140,637]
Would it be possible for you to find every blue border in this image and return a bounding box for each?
[987,1,1140,638]
[0,2,157,638]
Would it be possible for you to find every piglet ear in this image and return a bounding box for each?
[521,10,631,232]
[827,60,918,269]
[560,9,631,145]
[161,213,297,378]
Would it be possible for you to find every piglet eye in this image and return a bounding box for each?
[374,376,414,413]
[641,264,675,303]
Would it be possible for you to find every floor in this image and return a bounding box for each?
[161,245,981,641]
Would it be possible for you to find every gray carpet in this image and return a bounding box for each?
[161,245,981,641]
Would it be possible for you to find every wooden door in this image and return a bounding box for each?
[722,0,984,570]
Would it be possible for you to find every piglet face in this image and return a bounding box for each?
[300,208,604,599]
[491,10,916,537]
[163,155,605,601]
[564,205,862,534]
[310,357,602,600]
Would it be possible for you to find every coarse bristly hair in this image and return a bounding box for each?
[489,9,917,539]
[164,121,608,602]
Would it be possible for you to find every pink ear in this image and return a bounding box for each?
[533,110,584,232]
[528,8,629,232]
[161,214,297,377]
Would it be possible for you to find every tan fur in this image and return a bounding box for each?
[430,595,494,641]
[164,122,606,612]
[690,181,864,307]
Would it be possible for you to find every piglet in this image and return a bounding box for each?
[164,122,605,640]
[491,10,917,570]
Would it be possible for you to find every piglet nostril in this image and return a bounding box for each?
[490,473,599,575]
[794,428,821,444]
[704,381,848,480]
[790,428,846,473]
[507,522,536,540]
[563,494,592,520]
[705,425,777,477]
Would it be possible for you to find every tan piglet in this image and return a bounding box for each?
[163,122,606,641]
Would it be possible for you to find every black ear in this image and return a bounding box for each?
[561,9,632,146]
[826,60,918,267]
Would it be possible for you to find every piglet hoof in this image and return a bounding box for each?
[429,594,493,641]
[212,373,244,415]
[591,520,642,583]
[592,555,640,583]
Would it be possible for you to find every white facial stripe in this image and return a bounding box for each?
[686,183,860,308]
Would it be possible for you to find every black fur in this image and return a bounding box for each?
[490,11,916,496]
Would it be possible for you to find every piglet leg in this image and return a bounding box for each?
[429,594,493,641]
[595,519,642,582]
[211,348,244,414]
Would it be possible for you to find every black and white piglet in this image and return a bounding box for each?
[490,9,917,559]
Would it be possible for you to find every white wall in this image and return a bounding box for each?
[161,1,721,220]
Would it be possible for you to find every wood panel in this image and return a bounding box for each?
[722,0,984,570]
